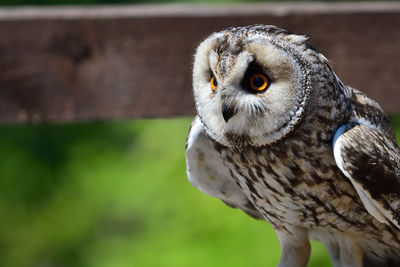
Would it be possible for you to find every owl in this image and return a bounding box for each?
[185,25,400,267]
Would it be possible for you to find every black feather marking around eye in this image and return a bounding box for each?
[241,61,271,93]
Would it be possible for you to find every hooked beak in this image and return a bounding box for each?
[222,101,237,123]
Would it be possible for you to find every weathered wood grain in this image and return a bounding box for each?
[0,3,399,123]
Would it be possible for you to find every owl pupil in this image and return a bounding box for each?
[213,78,218,87]
[253,76,264,88]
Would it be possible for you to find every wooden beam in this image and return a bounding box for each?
[0,3,399,123]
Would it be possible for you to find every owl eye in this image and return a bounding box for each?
[210,76,218,91]
[249,73,269,92]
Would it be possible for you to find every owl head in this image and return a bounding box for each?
[193,25,342,147]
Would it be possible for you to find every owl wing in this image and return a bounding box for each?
[185,116,263,219]
[333,123,400,228]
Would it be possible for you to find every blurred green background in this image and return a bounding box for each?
[0,116,400,267]
[0,117,399,267]
[1,0,399,267]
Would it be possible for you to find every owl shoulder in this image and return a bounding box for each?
[348,87,397,143]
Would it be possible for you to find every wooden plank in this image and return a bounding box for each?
[0,3,399,123]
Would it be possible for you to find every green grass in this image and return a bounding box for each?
[0,116,399,267]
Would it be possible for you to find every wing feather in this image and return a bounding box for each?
[185,116,263,219]
[333,123,400,228]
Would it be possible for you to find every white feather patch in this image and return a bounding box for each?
[186,117,254,207]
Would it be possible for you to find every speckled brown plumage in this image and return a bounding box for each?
[186,25,400,267]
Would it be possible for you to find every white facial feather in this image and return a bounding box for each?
[193,30,310,147]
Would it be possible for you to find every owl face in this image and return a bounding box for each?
[193,25,319,147]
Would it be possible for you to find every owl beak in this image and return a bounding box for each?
[222,101,236,123]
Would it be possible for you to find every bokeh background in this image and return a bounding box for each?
[1,0,399,267]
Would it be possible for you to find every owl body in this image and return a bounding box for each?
[186,25,400,267]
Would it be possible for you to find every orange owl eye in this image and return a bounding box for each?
[210,76,218,91]
[249,73,269,92]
